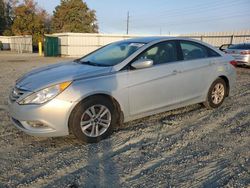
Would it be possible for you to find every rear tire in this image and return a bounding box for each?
[203,78,227,109]
[69,96,119,143]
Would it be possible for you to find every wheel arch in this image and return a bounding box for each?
[218,75,230,97]
[68,93,124,133]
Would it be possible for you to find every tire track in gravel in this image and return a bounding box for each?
[19,138,150,188]
[175,129,249,188]
[124,116,249,187]
[1,126,142,178]
[121,104,250,184]
[123,101,250,187]
[2,123,153,187]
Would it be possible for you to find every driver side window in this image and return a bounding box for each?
[135,41,178,65]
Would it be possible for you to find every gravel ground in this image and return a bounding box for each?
[0,52,249,188]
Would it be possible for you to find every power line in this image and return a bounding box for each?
[130,12,250,30]
[130,0,246,22]
[130,0,220,18]
[128,1,249,29]
[97,0,249,34]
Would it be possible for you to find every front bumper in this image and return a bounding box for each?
[8,98,76,137]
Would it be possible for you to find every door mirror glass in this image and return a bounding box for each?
[131,59,153,69]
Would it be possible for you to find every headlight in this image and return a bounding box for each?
[18,81,72,105]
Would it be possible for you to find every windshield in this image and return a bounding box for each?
[77,41,145,66]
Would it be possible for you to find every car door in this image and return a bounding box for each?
[127,41,183,116]
[176,40,221,101]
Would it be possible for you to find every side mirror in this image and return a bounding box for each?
[131,59,153,69]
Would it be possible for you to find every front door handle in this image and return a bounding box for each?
[173,70,182,74]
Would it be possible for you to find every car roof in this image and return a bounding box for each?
[123,36,174,43]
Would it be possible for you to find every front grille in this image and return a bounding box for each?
[9,87,27,102]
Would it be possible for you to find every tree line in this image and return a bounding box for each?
[0,0,98,45]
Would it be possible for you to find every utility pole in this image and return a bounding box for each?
[126,11,130,35]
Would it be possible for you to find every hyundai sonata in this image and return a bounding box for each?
[8,37,237,143]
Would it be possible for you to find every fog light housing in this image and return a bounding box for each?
[26,121,49,128]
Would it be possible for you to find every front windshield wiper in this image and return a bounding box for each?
[74,59,97,66]
[75,59,110,67]
[73,58,81,63]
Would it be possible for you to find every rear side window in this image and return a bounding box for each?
[207,47,221,57]
[180,41,220,60]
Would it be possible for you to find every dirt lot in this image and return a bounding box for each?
[0,52,249,188]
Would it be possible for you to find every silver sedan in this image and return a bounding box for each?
[8,37,237,143]
[225,43,250,66]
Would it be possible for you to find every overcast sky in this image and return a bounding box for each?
[34,0,250,35]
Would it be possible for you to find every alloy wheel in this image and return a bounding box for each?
[80,105,111,137]
[211,83,225,104]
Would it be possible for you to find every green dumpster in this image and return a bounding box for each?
[44,36,59,57]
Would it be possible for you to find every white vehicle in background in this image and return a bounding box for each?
[225,43,250,66]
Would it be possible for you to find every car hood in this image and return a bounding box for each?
[16,61,112,91]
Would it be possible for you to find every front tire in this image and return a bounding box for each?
[69,96,119,143]
[204,78,227,109]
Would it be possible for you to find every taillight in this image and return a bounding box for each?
[240,51,250,55]
[229,60,237,67]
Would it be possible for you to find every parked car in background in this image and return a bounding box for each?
[225,43,250,66]
[8,37,237,143]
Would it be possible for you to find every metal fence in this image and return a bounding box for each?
[2,31,248,56]
[0,35,33,53]
[51,33,155,57]
[52,30,250,57]
[180,30,250,47]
